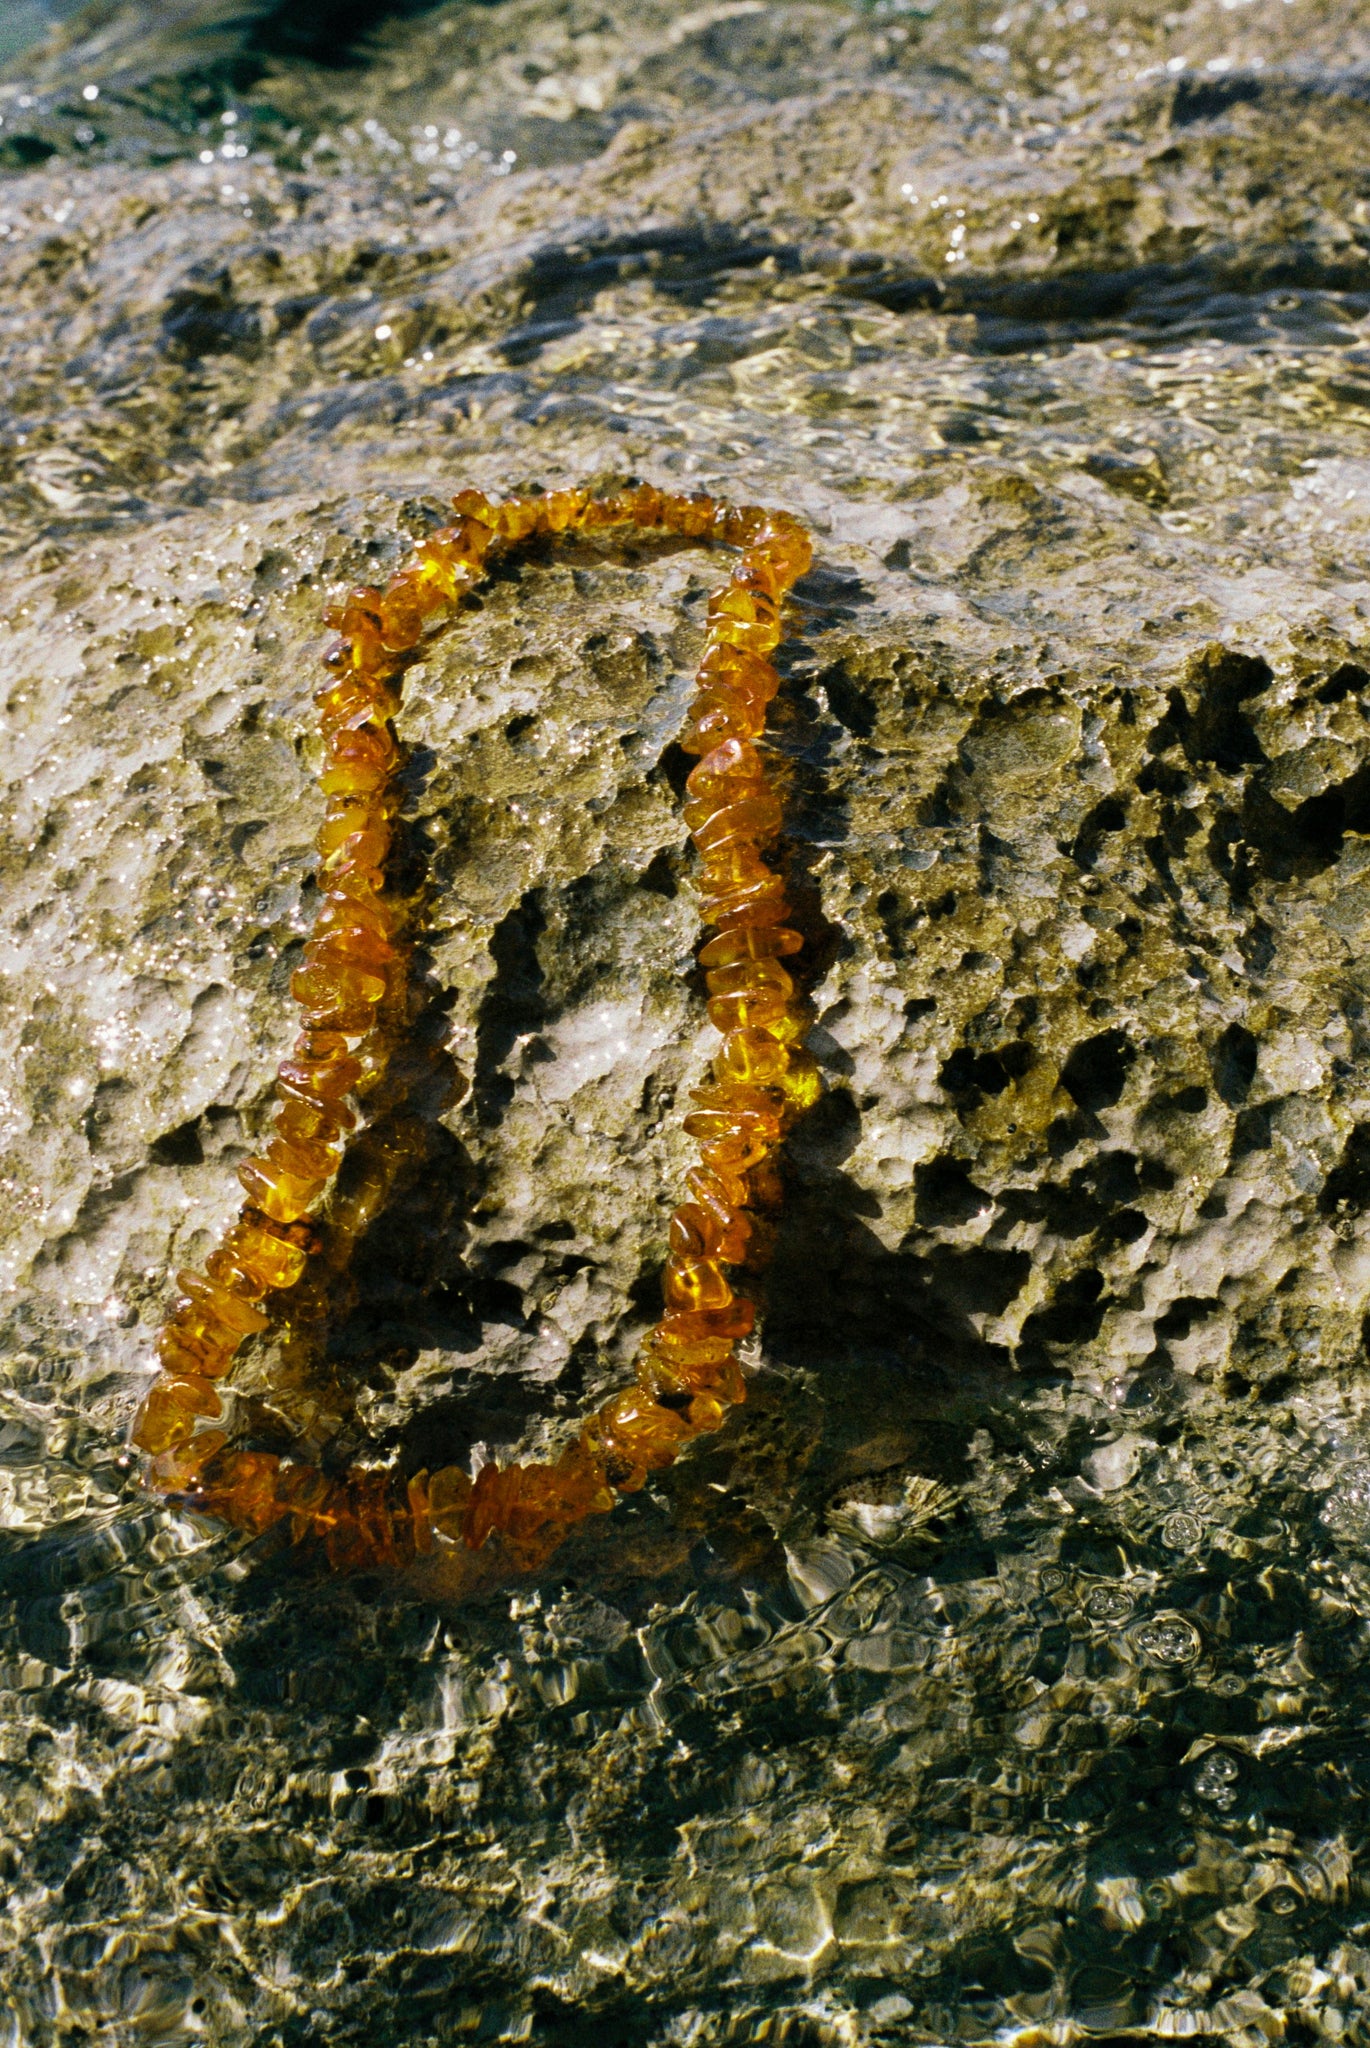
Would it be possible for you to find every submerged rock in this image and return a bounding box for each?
[3,0,1370,2040]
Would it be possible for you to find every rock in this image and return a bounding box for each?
[3,0,1370,2040]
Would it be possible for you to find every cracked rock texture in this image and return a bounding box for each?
[6,0,1370,2041]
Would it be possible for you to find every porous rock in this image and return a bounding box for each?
[3,0,1370,2040]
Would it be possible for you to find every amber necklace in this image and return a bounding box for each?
[132,485,817,1574]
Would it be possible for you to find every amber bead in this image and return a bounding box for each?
[451,487,497,530]
[225,1216,310,1289]
[669,1198,751,1265]
[687,1082,784,1134]
[156,1324,234,1382]
[319,873,402,933]
[687,793,783,853]
[699,927,801,970]
[685,736,762,799]
[639,1341,745,1407]
[679,691,768,754]
[211,1451,293,1537]
[699,875,793,930]
[316,672,400,728]
[149,1431,229,1491]
[542,487,589,532]
[290,962,386,1018]
[774,1048,823,1112]
[696,645,781,703]
[662,1254,734,1313]
[687,1158,751,1213]
[237,1157,324,1225]
[274,1097,354,1155]
[705,957,795,1002]
[272,1460,337,1529]
[733,552,785,600]
[696,839,775,892]
[707,581,782,642]
[276,1048,362,1103]
[659,492,715,538]
[305,925,394,975]
[586,1388,694,1476]
[175,1271,270,1338]
[159,1299,240,1358]
[265,1132,342,1184]
[754,517,813,585]
[132,1375,223,1454]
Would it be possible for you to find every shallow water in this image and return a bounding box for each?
[5,0,1370,2042]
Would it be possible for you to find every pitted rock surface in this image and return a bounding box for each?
[4,0,1370,2042]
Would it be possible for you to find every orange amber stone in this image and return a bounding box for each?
[304,925,394,974]
[697,1127,776,1176]
[587,1388,694,1474]
[679,691,768,754]
[697,645,781,701]
[733,552,785,600]
[175,1271,269,1338]
[274,1097,354,1154]
[276,1048,362,1103]
[237,1157,323,1225]
[316,673,401,728]
[156,1324,235,1381]
[686,793,783,852]
[696,839,775,893]
[659,1298,756,1343]
[213,1451,292,1537]
[290,962,387,1017]
[427,1463,474,1541]
[711,503,768,548]
[706,615,781,658]
[707,581,781,640]
[638,1343,745,1408]
[688,1079,785,1125]
[713,1028,788,1088]
[227,1216,311,1289]
[687,1159,751,1212]
[132,1375,223,1455]
[699,927,801,969]
[451,487,497,531]
[149,1430,229,1490]
[705,958,795,1003]
[685,736,763,799]
[662,1255,733,1313]
[316,806,392,869]
[706,880,794,931]
[266,1131,342,1182]
[661,493,717,538]
[626,483,664,527]
[542,488,589,532]
[272,1460,336,1525]
[314,886,399,942]
[668,1198,752,1264]
[753,517,813,585]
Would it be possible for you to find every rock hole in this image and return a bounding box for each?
[1059,1030,1134,1113]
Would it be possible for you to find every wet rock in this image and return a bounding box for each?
[4,0,1370,2041]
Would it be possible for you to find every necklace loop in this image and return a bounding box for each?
[132,485,815,1575]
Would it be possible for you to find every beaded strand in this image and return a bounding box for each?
[131,485,817,1574]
